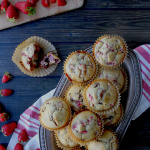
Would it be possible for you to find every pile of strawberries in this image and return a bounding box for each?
[0,72,39,150]
[0,0,67,23]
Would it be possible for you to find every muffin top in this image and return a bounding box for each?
[56,125,79,147]
[103,105,122,126]
[70,111,102,142]
[97,68,124,91]
[39,97,70,130]
[66,84,85,111]
[97,130,118,150]
[93,35,126,67]
[85,79,118,111]
[21,43,43,71]
[87,141,106,150]
[64,51,96,83]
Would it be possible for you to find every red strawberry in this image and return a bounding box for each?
[18,129,28,143]
[6,5,18,24]
[14,143,23,150]
[58,0,67,6]
[0,113,9,122]
[2,71,12,83]
[41,0,49,7]
[27,0,38,5]
[0,89,13,97]
[1,122,16,136]
[0,145,6,150]
[36,149,40,150]
[15,1,36,16]
[1,0,9,12]
[50,0,56,3]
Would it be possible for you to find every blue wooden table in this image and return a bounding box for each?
[0,1,150,149]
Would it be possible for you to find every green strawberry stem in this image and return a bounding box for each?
[7,17,16,24]
[25,7,36,16]
[0,90,3,97]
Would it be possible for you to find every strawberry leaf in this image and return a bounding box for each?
[25,7,36,16]
[7,17,16,24]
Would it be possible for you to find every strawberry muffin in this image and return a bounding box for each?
[65,84,85,111]
[64,51,96,83]
[97,67,125,91]
[21,43,43,71]
[55,125,79,149]
[68,110,103,145]
[84,79,120,115]
[39,97,70,130]
[93,35,127,68]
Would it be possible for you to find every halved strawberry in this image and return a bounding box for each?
[50,0,56,3]
[1,0,9,12]
[27,0,38,5]
[58,0,67,6]
[6,5,18,24]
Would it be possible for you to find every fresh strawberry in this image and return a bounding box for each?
[14,143,23,150]
[0,89,13,97]
[15,1,36,16]
[6,5,18,24]
[1,0,9,12]
[1,122,16,136]
[58,0,67,6]
[18,129,28,143]
[2,71,12,83]
[41,0,49,7]
[27,0,38,5]
[0,113,9,122]
[36,149,40,150]
[0,145,6,150]
[50,0,56,3]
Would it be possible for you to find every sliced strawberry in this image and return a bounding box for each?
[58,0,67,6]
[6,5,18,24]
[0,113,9,122]
[1,0,9,12]
[0,145,6,150]
[14,143,23,150]
[15,1,36,16]
[41,0,49,7]
[18,129,28,143]
[50,0,56,3]
[1,122,16,136]
[0,89,13,97]
[27,0,38,5]
[2,71,12,83]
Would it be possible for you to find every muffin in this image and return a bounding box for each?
[93,35,127,68]
[55,125,79,149]
[39,97,70,130]
[68,110,103,146]
[97,67,125,91]
[40,52,61,68]
[87,141,106,150]
[21,43,44,71]
[64,51,96,83]
[65,84,85,111]
[84,79,120,115]
[103,104,123,126]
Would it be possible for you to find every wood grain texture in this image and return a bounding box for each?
[0,0,84,30]
[0,0,150,149]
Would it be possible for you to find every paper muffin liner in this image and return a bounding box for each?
[63,50,98,85]
[120,68,128,93]
[67,110,104,146]
[64,83,86,112]
[103,103,124,127]
[83,79,121,115]
[54,127,80,150]
[93,34,128,69]
[39,97,72,131]
[12,36,59,77]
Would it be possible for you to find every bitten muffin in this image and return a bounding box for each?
[66,84,85,111]
[97,67,125,91]
[93,35,127,68]
[103,105,123,126]
[84,79,120,114]
[55,125,79,149]
[21,43,43,71]
[64,51,96,83]
[39,97,70,130]
[40,52,61,68]
[69,110,103,145]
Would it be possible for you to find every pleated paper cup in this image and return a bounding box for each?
[120,68,128,93]
[12,36,59,77]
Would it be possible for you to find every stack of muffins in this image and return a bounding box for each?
[39,35,128,150]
